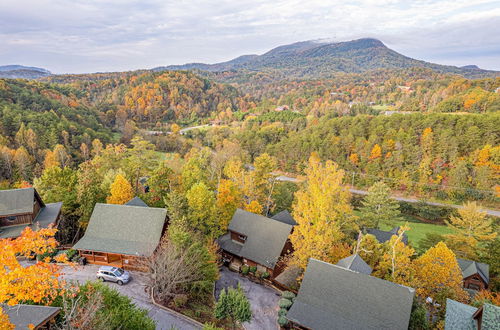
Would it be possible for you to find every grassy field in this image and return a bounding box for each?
[355,211,453,248]
[380,215,453,248]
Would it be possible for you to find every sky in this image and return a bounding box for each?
[1,0,499,74]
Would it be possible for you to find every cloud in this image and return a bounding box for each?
[0,0,498,73]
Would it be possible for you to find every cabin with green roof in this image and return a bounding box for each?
[73,202,167,270]
[445,299,500,330]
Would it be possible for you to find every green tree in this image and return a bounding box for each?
[358,181,402,229]
[186,182,217,236]
[214,285,252,329]
[34,165,78,214]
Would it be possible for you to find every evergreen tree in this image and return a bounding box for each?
[214,285,252,329]
[358,181,402,229]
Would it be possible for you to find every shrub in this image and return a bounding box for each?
[65,249,78,261]
[281,291,296,300]
[173,294,188,308]
[278,308,288,317]
[249,266,257,274]
[261,271,270,279]
[241,265,249,275]
[278,315,289,327]
[203,323,224,330]
[279,298,293,309]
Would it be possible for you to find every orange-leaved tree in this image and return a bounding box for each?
[0,227,69,328]
[106,173,134,205]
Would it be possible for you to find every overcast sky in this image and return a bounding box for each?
[1,0,499,74]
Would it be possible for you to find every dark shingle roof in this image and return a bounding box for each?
[0,188,36,216]
[125,197,149,207]
[457,258,489,284]
[366,226,409,245]
[0,202,61,239]
[444,299,478,330]
[2,304,60,329]
[271,210,297,226]
[223,209,293,268]
[287,258,415,330]
[73,203,166,256]
[336,254,372,275]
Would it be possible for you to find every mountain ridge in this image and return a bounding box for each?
[0,65,52,79]
[156,38,498,79]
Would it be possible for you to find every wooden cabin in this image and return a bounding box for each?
[0,188,62,239]
[457,258,490,291]
[73,198,167,271]
[2,304,60,329]
[217,209,294,278]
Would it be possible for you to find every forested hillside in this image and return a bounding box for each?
[163,38,500,79]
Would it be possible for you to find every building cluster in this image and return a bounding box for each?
[1,187,498,329]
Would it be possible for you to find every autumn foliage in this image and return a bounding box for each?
[106,174,134,205]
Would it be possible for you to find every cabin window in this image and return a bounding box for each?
[238,235,247,241]
[6,216,16,222]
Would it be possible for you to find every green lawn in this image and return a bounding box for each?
[380,216,453,248]
[355,211,453,248]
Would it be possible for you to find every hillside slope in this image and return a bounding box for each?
[159,38,499,79]
[0,65,52,79]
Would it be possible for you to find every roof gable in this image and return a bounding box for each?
[336,254,372,275]
[287,258,415,330]
[125,197,149,207]
[366,227,409,245]
[457,258,489,284]
[271,210,297,226]
[227,209,293,268]
[73,203,167,256]
[444,299,478,330]
[0,188,36,216]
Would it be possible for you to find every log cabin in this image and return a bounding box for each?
[217,209,294,278]
[445,299,500,330]
[73,199,167,271]
[286,258,415,330]
[457,258,490,291]
[0,188,62,239]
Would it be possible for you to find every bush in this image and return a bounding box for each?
[173,294,188,308]
[36,248,58,262]
[278,315,289,327]
[279,298,293,309]
[65,249,78,261]
[249,266,257,274]
[278,308,288,317]
[281,291,296,300]
[241,265,249,275]
[261,271,270,279]
[203,323,224,330]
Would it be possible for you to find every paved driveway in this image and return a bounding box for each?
[216,267,280,330]
[61,264,200,330]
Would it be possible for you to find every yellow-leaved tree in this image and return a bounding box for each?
[445,201,497,259]
[0,227,69,329]
[413,242,468,319]
[216,179,243,231]
[290,154,356,269]
[106,174,134,205]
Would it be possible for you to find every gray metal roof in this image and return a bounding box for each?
[444,299,478,330]
[336,254,373,275]
[366,226,409,245]
[73,203,166,256]
[2,304,60,329]
[0,202,61,239]
[0,188,36,216]
[481,303,500,329]
[125,197,149,207]
[457,258,489,284]
[287,258,415,330]
[225,209,293,268]
[271,210,297,226]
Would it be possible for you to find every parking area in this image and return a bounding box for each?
[216,267,281,330]
[61,264,200,330]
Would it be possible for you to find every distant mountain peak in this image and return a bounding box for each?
[156,38,498,79]
[0,65,51,79]
[460,65,480,70]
